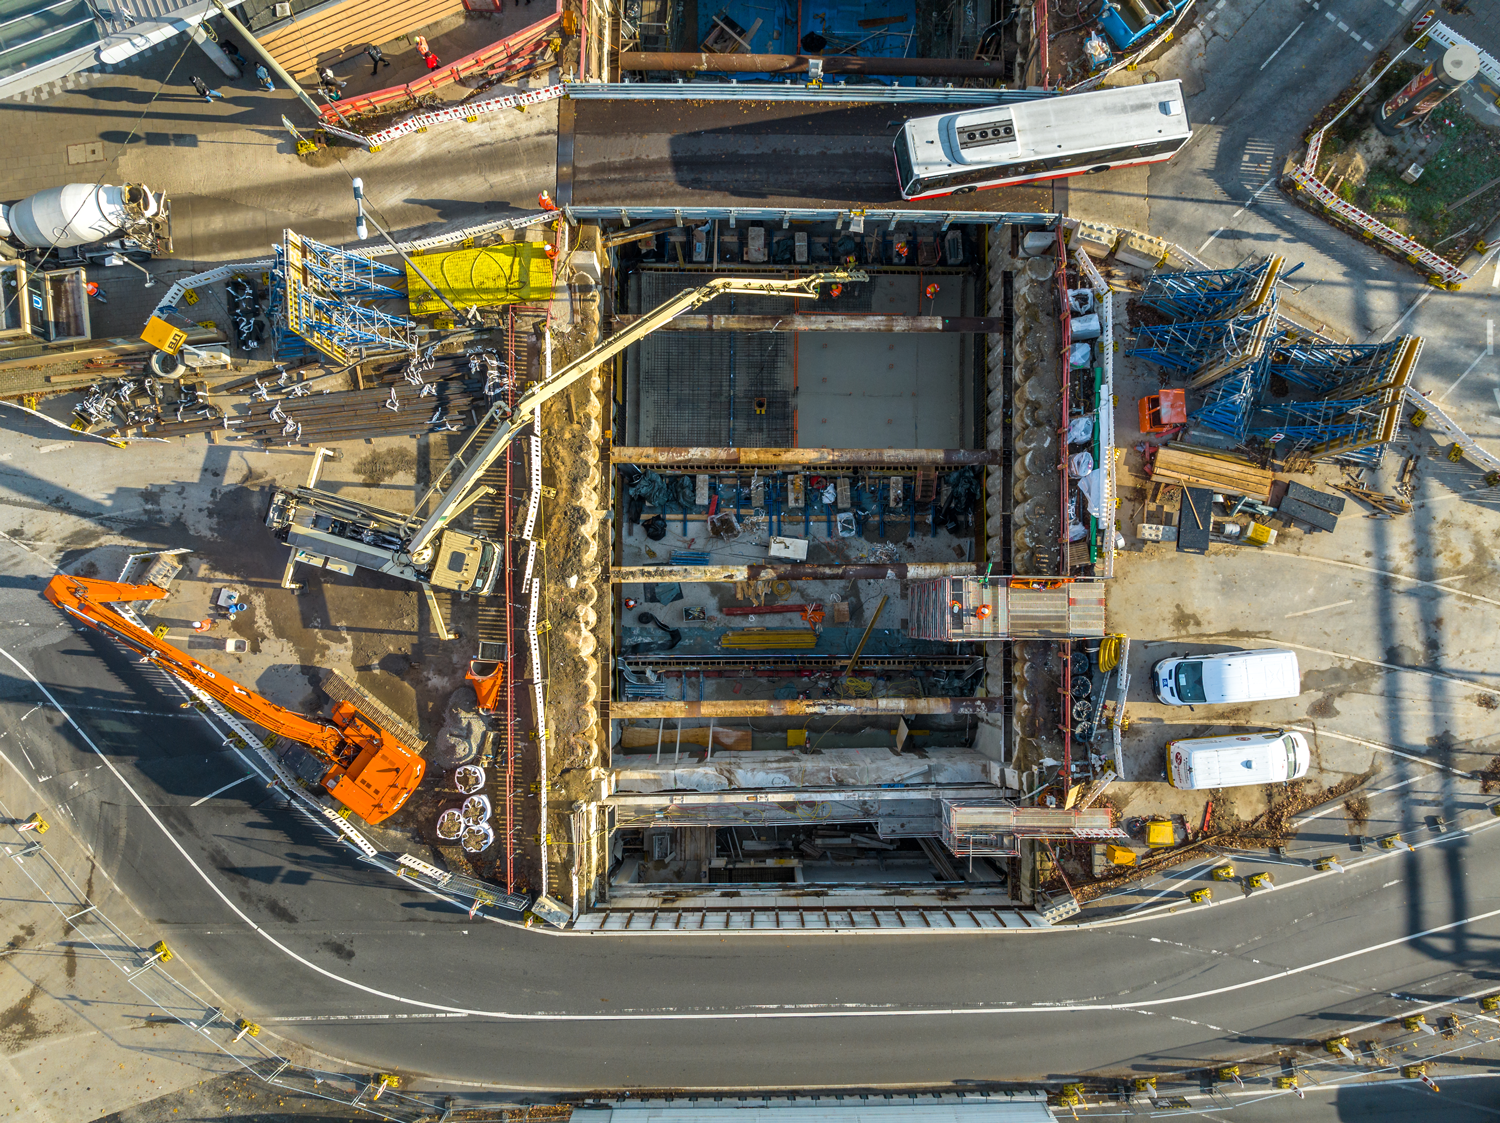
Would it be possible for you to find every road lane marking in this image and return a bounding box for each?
[1439,347,1488,399]
[6,643,1496,1025]
[1295,774,1423,824]
[1197,175,1278,253]
[1284,599,1353,618]
[1489,319,1493,356]
[191,774,252,806]
[1261,21,1306,70]
[1258,549,1500,609]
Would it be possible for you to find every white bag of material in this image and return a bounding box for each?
[1069,450,1095,478]
[1067,415,1094,444]
[1069,341,1093,368]
[1079,467,1107,517]
[1068,522,1089,542]
[1068,288,1097,316]
[822,484,837,505]
[1070,313,1102,341]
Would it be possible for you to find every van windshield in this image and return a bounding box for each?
[1175,661,1206,703]
[1284,735,1299,773]
[894,134,919,196]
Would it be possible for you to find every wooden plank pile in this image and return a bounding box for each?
[1149,444,1274,501]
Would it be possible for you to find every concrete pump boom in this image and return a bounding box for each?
[45,575,425,824]
[401,269,866,560]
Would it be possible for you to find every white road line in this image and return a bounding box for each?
[1490,319,1495,356]
[190,774,252,806]
[1294,774,1423,824]
[1260,21,1306,70]
[1337,19,1348,30]
[1362,40,1374,50]
[1258,548,1500,609]
[1284,599,1353,618]
[10,639,1500,1020]
[1378,288,1435,341]
[1439,348,1488,399]
[1197,175,1278,253]
[1187,632,1500,703]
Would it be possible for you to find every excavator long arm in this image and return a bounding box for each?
[402,269,866,557]
[45,575,425,823]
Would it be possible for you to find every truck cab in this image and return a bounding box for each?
[427,529,501,595]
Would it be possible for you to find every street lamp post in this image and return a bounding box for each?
[351,177,473,325]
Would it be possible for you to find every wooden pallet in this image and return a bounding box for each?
[1151,445,1273,501]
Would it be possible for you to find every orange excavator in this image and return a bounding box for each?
[45,574,426,824]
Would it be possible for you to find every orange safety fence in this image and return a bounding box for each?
[321,1,562,123]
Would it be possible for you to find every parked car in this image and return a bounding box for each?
[1167,730,1311,790]
[1153,649,1301,706]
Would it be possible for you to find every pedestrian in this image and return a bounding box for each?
[366,43,390,74]
[218,37,247,70]
[190,75,223,102]
[318,66,345,92]
[254,63,274,91]
[424,50,440,70]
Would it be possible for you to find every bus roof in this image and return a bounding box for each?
[905,80,1189,170]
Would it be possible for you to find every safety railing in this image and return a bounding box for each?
[320,4,561,125]
[1285,18,1485,288]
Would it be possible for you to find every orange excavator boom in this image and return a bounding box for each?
[45,574,425,824]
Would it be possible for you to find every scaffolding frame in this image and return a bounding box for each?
[298,239,405,299]
[1129,260,1423,460]
[279,231,415,364]
[1139,259,1280,321]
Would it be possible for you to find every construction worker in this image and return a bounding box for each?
[190,75,224,102]
[537,190,557,211]
[84,280,106,303]
[254,63,274,91]
[414,34,430,56]
[366,43,391,74]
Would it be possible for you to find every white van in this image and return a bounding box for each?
[1152,649,1301,706]
[1167,730,1311,790]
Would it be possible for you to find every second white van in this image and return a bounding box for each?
[1167,730,1311,790]
[1153,649,1301,706]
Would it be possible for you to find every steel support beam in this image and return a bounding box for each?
[613,563,983,582]
[609,315,1004,333]
[610,697,1001,717]
[605,785,1001,807]
[611,447,1000,467]
[621,52,1008,78]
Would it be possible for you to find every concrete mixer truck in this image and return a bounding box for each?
[0,182,171,265]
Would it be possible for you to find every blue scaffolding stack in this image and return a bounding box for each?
[1139,260,1279,321]
[1127,258,1423,461]
[274,231,414,365]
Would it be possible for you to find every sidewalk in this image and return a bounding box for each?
[0,31,559,341]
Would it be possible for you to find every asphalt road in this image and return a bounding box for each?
[4,526,1500,1094]
[567,99,1056,215]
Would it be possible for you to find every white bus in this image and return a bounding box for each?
[893,80,1191,200]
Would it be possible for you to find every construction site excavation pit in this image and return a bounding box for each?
[569,208,1121,928]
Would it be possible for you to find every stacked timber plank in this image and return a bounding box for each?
[1149,444,1273,502]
